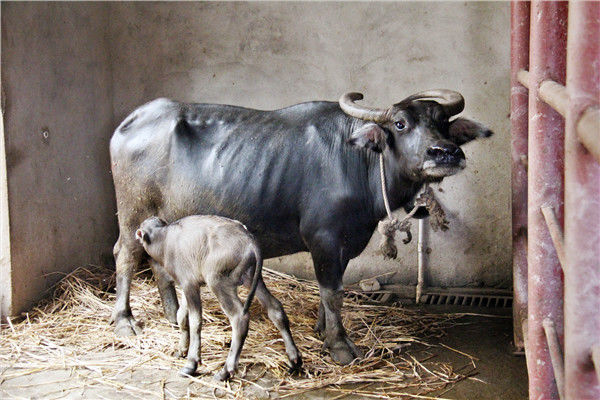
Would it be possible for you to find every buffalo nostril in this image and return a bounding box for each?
[453,146,466,159]
[426,147,445,157]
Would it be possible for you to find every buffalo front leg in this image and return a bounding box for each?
[314,300,326,338]
[310,246,362,365]
[319,286,362,365]
[111,237,144,336]
[149,260,179,325]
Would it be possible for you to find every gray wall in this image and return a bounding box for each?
[1,2,510,316]
[109,2,511,288]
[1,3,117,316]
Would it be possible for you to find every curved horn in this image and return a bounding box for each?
[406,89,465,116]
[339,92,390,123]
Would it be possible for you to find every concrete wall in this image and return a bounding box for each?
[108,2,511,288]
[1,3,117,316]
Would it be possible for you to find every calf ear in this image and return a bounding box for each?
[346,123,387,153]
[448,118,493,146]
[136,229,151,244]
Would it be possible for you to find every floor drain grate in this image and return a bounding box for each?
[420,293,512,308]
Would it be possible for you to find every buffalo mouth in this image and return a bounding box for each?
[422,159,466,178]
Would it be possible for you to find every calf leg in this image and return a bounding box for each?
[210,282,249,381]
[149,260,179,325]
[179,286,202,376]
[254,278,302,371]
[176,295,189,358]
[111,235,144,336]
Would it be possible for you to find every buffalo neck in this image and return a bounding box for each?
[366,147,423,222]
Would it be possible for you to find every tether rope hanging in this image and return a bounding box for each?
[377,153,450,259]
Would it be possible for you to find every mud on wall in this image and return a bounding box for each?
[1,2,510,317]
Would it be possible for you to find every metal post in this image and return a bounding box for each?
[541,205,565,271]
[416,218,426,304]
[527,2,567,399]
[543,318,565,400]
[564,2,600,399]
[510,0,530,353]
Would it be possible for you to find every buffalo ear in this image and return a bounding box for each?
[448,117,493,146]
[346,123,387,153]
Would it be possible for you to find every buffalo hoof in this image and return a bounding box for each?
[113,317,143,337]
[313,321,325,339]
[213,367,232,382]
[179,361,198,377]
[287,355,303,374]
[324,337,363,365]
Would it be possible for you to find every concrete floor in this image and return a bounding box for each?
[0,304,527,399]
[425,306,528,399]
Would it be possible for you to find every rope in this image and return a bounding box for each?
[379,153,394,220]
[377,153,448,259]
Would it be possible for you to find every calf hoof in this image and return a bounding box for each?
[213,367,232,382]
[114,317,143,337]
[178,361,198,377]
[324,338,363,365]
[174,348,187,358]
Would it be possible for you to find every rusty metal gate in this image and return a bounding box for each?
[510,1,600,399]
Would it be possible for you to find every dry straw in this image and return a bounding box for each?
[0,266,477,399]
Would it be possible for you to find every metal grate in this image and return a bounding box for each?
[419,292,512,308]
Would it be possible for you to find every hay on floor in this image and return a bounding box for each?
[0,266,477,399]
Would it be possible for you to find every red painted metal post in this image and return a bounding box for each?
[527,2,567,399]
[564,2,600,399]
[511,0,530,353]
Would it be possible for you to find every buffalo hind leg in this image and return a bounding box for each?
[149,259,179,325]
[211,281,250,381]
[111,234,179,336]
[254,278,302,372]
[111,236,144,336]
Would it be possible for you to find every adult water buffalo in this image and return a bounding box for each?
[110,90,492,364]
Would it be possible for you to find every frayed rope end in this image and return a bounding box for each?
[377,217,413,259]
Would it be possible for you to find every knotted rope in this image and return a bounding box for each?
[377,154,449,259]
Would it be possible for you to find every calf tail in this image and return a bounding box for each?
[242,245,263,315]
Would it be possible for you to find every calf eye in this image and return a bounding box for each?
[394,120,406,131]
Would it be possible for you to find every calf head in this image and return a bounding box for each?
[341,90,492,181]
[136,216,168,258]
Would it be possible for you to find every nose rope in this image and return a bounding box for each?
[379,153,394,219]
[377,153,449,259]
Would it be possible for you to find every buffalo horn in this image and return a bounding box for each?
[339,92,390,123]
[406,89,465,116]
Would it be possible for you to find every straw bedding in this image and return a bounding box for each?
[0,266,478,399]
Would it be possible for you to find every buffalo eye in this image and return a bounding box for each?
[394,120,406,131]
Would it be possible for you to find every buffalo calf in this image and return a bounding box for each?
[136,215,302,380]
